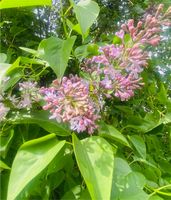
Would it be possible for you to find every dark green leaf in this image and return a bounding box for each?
[0,129,14,158]
[99,122,130,147]
[129,135,146,159]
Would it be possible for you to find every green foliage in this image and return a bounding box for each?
[99,122,130,147]
[38,36,76,78]
[0,0,51,9]
[7,134,65,200]
[73,134,114,200]
[10,110,71,136]
[70,0,100,39]
[0,1,171,200]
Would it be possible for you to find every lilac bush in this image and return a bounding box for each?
[1,2,171,200]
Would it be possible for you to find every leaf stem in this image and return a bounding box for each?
[149,184,171,197]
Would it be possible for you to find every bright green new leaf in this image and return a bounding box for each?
[113,35,122,45]
[71,0,100,38]
[20,47,38,55]
[7,134,65,200]
[73,134,114,200]
[10,110,70,136]
[0,0,51,9]
[157,83,168,104]
[38,36,76,78]
[5,57,21,74]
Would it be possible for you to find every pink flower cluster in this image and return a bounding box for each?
[83,4,171,101]
[40,75,99,134]
[83,44,145,101]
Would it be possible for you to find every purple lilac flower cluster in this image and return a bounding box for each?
[40,75,99,134]
[119,4,171,46]
[41,4,171,134]
[82,4,171,101]
[0,80,41,124]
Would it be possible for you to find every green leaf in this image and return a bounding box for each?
[99,123,130,147]
[113,157,132,178]
[21,56,48,66]
[4,68,23,91]
[112,159,148,200]
[157,83,168,104]
[0,0,51,9]
[20,47,38,55]
[7,134,65,200]
[3,57,23,91]
[0,129,14,159]
[113,35,122,44]
[73,134,114,200]
[80,189,91,200]
[47,171,65,191]
[6,57,21,74]
[149,195,164,200]
[0,171,10,200]
[66,19,74,30]
[10,110,70,136]
[71,0,100,38]
[111,157,132,200]
[72,24,83,35]
[126,112,162,133]
[0,63,11,84]
[124,34,132,43]
[119,172,148,200]
[0,160,10,171]
[38,36,76,78]
[61,190,77,200]
[129,135,146,159]
[74,43,98,60]
[74,44,89,60]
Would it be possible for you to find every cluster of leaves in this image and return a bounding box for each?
[0,0,171,200]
